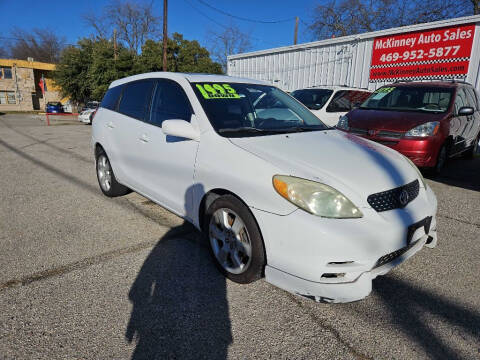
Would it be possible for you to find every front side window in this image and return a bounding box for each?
[150,80,193,127]
[464,87,478,110]
[454,88,467,114]
[326,90,371,112]
[118,80,155,121]
[361,86,453,113]
[191,82,327,137]
[290,89,333,110]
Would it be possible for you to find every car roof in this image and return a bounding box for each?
[109,72,269,88]
[293,85,370,92]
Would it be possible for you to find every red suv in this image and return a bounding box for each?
[337,81,480,173]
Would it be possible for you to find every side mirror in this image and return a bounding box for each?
[162,119,200,141]
[458,106,474,116]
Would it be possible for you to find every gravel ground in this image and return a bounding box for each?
[0,113,479,360]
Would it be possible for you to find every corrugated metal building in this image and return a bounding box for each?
[227,15,480,92]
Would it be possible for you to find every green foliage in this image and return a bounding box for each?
[54,33,222,103]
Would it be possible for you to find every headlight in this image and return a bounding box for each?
[273,175,363,218]
[336,115,349,130]
[404,121,439,137]
[403,156,426,188]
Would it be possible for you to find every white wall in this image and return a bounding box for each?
[228,15,480,92]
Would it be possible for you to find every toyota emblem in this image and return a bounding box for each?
[399,189,409,206]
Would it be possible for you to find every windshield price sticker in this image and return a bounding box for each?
[371,87,394,99]
[196,83,241,99]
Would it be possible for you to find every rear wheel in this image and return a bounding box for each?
[95,150,130,197]
[205,195,265,284]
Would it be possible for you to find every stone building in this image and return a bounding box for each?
[0,58,63,111]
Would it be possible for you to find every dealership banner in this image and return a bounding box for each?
[369,23,475,82]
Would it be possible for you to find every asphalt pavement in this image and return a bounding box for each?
[0,113,479,359]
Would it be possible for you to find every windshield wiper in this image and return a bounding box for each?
[218,127,269,134]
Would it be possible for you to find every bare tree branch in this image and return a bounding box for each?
[8,28,66,63]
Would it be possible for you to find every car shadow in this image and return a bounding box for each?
[424,154,480,192]
[125,223,232,360]
[373,275,480,360]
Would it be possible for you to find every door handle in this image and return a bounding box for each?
[107,121,115,129]
[139,134,149,143]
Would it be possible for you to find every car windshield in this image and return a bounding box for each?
[360,86,453,113]
[191,82,328,137]
[290,89,333,110]
[86,102,98,108]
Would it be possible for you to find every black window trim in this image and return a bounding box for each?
[146,78,195,128]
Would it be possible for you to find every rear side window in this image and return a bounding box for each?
[101,85,123,111]
[326,90,371,112]
[150,79,193,127]
[118,80,155,121]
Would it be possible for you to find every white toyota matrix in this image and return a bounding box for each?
[92,73,438,303]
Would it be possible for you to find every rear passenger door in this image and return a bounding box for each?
[137,79,199,218]
[114,79,156,189]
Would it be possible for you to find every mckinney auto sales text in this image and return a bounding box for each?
[375,28,473,50]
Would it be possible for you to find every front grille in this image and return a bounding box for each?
[375,140,399,146]
[376,130,403,139]
[374,240,417,268]
[367,179,419,212]
[350,128,368,136]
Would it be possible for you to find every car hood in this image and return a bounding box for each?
[229,130,418,206]
[347,108,446,132]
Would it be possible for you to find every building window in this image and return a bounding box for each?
[0,91,16,104]
[0,67,13,79]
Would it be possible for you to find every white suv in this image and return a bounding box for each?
[92,73,438,303]
[291,86,371,127]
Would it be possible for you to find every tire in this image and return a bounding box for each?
[95,149,130,197]
[433,144,448,175]
[462,135,479,159]
[204,195,265,284]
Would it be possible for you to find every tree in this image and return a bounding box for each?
[309,0,473,39]
[84,0,161,53]
[8,28,65,63]
[53,38,135,102]
[136,33,223,74]
[207,24,252,72]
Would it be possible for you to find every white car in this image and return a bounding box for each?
[79,108,96,124]
[291,86,371,127]
[92,73,438,303]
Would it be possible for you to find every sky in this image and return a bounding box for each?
[0,0,318,55]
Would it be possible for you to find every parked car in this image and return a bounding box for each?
[337,81,480,173]
[291,86,371,127]
[81,101,100,112]
[79,108,97,124]
[45,101,64,113]
[92,73,438,303]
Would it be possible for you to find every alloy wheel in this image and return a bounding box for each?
[97,154,112,192]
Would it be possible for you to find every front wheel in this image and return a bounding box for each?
[205,195,265,284]
[433,144,447,175]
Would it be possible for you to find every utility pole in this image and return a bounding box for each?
[294,16,299,45]
[113,29,118,61]
[162,0,168,71]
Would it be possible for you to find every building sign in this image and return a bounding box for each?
[369,23,475,82]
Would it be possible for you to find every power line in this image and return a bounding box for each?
[196,0,295,24]
[182,0,282,47]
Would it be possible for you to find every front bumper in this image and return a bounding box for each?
[252,184,438,303]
